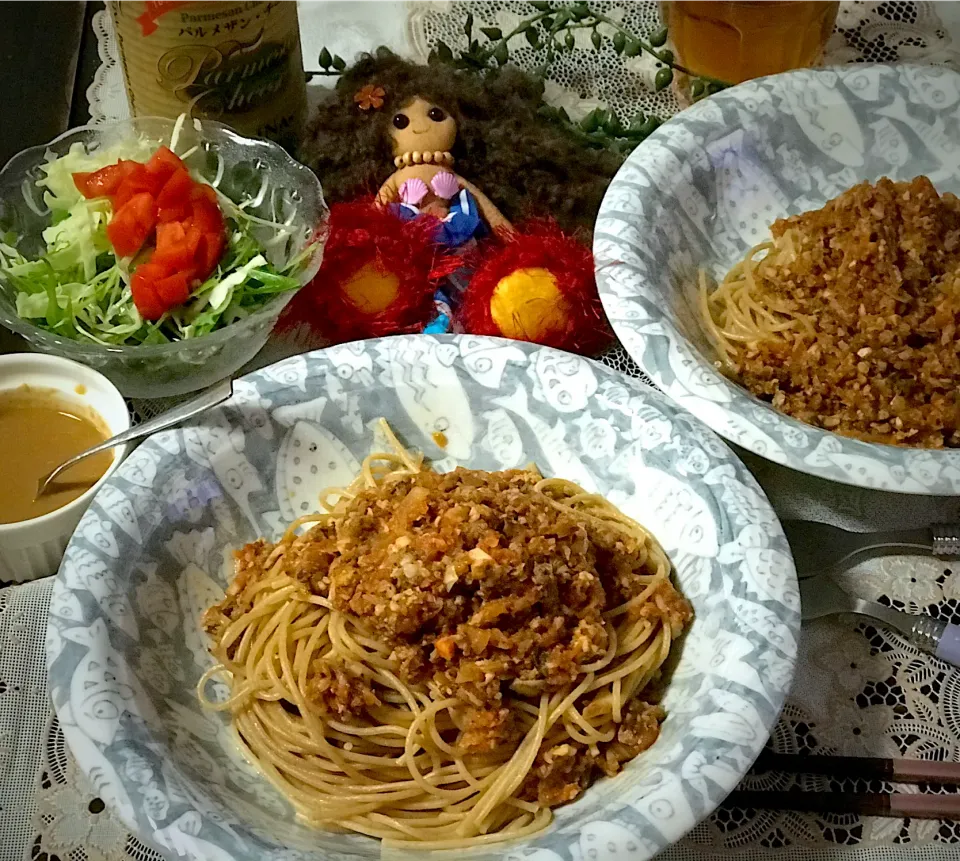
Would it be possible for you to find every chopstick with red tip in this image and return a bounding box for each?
[731,752,960,820]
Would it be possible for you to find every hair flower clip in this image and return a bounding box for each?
[354,84,385,111]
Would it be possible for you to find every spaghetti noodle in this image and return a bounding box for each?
[698,232,815,370]
[199,422,691,847]
[698,176,960,447]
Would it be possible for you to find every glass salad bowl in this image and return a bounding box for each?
[0,117,327,398]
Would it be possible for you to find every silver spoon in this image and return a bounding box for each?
[36,378,234,499]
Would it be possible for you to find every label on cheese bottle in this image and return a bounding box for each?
[108,1,307,150]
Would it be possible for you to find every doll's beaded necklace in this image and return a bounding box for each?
[393,150,455,168]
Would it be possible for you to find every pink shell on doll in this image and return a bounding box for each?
[399,177,429,205]
[430,171,460,200]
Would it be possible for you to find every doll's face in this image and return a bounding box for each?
[389,97,457,155]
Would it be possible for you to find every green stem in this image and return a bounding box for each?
[587,9,731,90]
[477,9,553,64]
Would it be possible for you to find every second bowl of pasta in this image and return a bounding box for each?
[596,64,960,494]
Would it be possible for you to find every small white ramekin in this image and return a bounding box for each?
[0,353,131,582]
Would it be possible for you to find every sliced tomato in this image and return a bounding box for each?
[113,166,160,209]
[184,186,225,274]
[190,201,221,236]
[155,221,187,255]
[92,149,228,314]
[131,289,164,321]
[73,159,141,199]
[154,221,203,272]
[157,168,193,206]
[191,182,219,205]
[189,188,224,232]
[154,271,191,305]
[72,171,93,196]
[130,268,166,320]
[144,146,186,185]
[156,201,192,224]
[155,168,194,223]
[131,260,192,318]
[117,152,185,201]
[195,230,225,275]
[106,192,157,258]
[132,260,174,282]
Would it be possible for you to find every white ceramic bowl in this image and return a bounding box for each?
[0,353,130,582]
[595,65,960,494]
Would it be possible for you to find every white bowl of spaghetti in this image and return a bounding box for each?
[596,64,960,494]
[46,335,797,861]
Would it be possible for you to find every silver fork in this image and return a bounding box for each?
[800,573,960,667]
[782,520,960,576]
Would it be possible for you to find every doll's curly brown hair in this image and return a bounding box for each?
[300,48,622,233]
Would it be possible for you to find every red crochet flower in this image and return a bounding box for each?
[279,200,447,344]
[455,221,613,356]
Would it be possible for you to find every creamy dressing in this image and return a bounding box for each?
[0,386,112,523]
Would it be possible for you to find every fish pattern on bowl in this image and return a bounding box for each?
[595,64,960,495]
[47,334,798,861]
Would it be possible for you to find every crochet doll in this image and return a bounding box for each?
[285,48,622,354]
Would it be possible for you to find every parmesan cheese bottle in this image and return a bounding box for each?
[107,1,307,150]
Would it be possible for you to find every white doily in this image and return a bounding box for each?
[409,1,960,126]
[664,555,960,859]
[825,1,960,66]
[409,0,682,121]
[0,579,55,861]
[86,6,128,125]
[32,714,163,861]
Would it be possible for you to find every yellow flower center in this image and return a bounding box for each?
[490,267,568,342]
[341,263,400,314]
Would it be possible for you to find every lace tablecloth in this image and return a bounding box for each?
[6,2,960,860]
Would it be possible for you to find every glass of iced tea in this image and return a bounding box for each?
[662,1,839,86]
